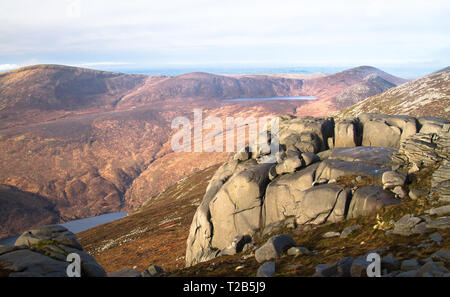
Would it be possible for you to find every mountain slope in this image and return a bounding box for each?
[333,74,396,108]
[116,72,304,107]
[335,70,450,120]
[295,66,407,116]
[0,65,146,128]
[0,64,407,239]
[0,64,146,111]
[0,184,60,238]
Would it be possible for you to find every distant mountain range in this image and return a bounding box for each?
[0,63,443,239]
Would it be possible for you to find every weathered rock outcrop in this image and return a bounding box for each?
[185,160,242,266]
[209,163,272,250]
[393,121,450,203]
[185,113,450,267]
[334,120,360,148]
[277,116,335,153]
[0,225,106,277]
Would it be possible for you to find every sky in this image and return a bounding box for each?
[0,0,449,77]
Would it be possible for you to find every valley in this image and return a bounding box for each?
[0,64,408,239]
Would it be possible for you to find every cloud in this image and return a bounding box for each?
[0,64,20,71]
[0,0,448,70]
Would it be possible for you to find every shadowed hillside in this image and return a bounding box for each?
[0,185,60,238]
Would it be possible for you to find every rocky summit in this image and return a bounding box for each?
[185,112,450,269]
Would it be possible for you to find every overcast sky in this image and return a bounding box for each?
[0,0,449,77]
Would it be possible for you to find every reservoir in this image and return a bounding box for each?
[221,96,317,102]
[0,212,127,246]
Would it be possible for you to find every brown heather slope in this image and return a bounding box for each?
[0,106,172,221]
[78,164,221,273]
[0,64,406,238]
[335,69,450,121]
[0,64,147,129]
[115,72,304,107]
[0,185,60,238]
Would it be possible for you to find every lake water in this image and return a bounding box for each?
[0,212,127,246]
[221,96,317,102]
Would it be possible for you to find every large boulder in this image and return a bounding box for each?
[264,147,395,230]
[277,116,334,152]
[209,163,272,250]
[361,120,402,148]
[347,186,400,219]
[185,160,242,267]
[382,171,407,189]
[15,225,82,250]
[418,117,450,134]
[294,184,351,225]
[185,160,270,266]
[359,113,418,145]
[0,249,68,277]
[264,183,350,229]
[263,163,320,227]
[334,120,359,148]
[254,234,296,263]
[0,225,106,277]
[393,214,428,236]
[314,147,395,182]
[185,113,449,268]
[275,152,304,175]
